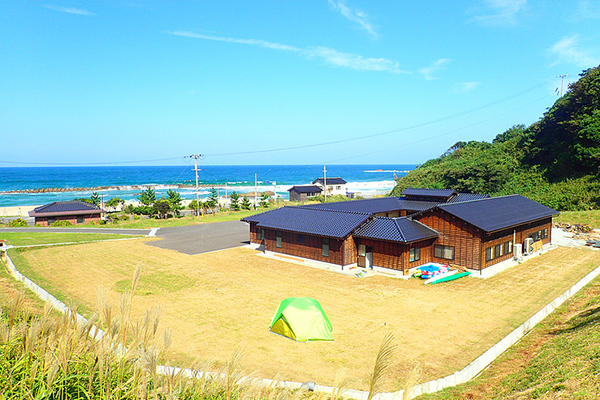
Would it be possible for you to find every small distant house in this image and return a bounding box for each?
[288,185,322,202]
[28,201,103,226]
[312,177,347,197]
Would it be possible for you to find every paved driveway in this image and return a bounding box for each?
[146,220,249,255]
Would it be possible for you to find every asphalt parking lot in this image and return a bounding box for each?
[146,220,250,255]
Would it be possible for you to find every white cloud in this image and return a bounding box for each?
[454,82,480,93]
[328,0,377,37]
[468,0,527,27]
[167,31,408,74]
[418,58,451,80]
[548,35,600,68]
[44,5,95,16]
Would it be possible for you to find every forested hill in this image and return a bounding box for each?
[390,65,600,211]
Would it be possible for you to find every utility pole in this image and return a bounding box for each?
[557,74,569,97]
[190,154,204,217]
[254,173,258,209]
[323,165,327,202]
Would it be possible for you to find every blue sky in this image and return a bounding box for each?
[2,0,600,166]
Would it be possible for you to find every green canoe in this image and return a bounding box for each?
[429,271,471,284]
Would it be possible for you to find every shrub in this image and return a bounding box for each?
[51,220,73,227]
[9,218,28,227]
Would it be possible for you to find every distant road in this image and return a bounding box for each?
[0,227,151,236]
[146,220,249,255]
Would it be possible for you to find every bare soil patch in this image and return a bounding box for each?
[16,241,600,392]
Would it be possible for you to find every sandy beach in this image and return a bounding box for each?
[1,205,39,217]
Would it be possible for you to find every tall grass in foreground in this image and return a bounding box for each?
[0,268,418,400]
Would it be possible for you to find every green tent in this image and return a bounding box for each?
[269,297,333,342]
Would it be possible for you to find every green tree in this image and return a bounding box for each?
[90,192,101,207]
[138,187,156,206]
[241,196,252,210]
[188,199,201,215]
[522,66,600,179]
[207,187,219,211]
[230,191,240,211]
[105,197,124,211]
[259,192,270,208]
[166,189,183,216]
[153,199,171,219]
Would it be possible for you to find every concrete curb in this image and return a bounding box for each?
[4,249,600,399]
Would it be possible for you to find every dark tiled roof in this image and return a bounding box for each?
[29,201,102,217]
[307,197,440,214]
[307,197,404,214]
[353,217,438,243]
[448,193,490,203]
[312,177,347,185]
[437,195,558,233]
[402,188,457,199]
[241,206,370,239]
[395,198,442,212]
[288,185,323,194]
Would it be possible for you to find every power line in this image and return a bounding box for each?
[203,79,552,158]
[0,79,553,166]
[325,93,554,164]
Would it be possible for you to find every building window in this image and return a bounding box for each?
[322,238,330,257]
[358,244,366,257]
[503,241,513,255]
[48,218,56,225]
[541,228,548,239]
[495,243,503,258]
[276,231,282,248]
[256,229,264,241]
[77,216,84,224]
[409,247,421,263]
[434,245,454,260]
[298,234,305,243]
[486,240,513,262]
[485,246,494,262]
[336,186,341,190]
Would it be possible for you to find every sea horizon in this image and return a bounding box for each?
[0,164,416,207]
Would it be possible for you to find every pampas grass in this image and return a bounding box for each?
[367,333,397,400]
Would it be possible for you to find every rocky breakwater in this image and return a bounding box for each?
[0,183,213,195]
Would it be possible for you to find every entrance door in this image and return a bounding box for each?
[366,246,374,269]
[357,244,366,267]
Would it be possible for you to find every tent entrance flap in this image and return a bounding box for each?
[270,317,298,341]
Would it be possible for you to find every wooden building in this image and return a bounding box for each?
[28,200,103,226]
[288,185,322,202]
[242,189,558,274]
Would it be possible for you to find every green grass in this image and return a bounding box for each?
[114,272,194,295]
[555,209,600,229]
[0,232,143,247]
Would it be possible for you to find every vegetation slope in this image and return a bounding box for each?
[391,65,600,211]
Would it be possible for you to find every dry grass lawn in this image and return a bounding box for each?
[15,240,600,392]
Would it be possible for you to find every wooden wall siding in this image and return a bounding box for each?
[250,224,346,265]
[355,238,406,271]
[481,219,553,268]
[352,238,436,272]
[415,210,483,270]
[341,235,357,266]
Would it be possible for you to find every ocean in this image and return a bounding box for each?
[0,164,415,207]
